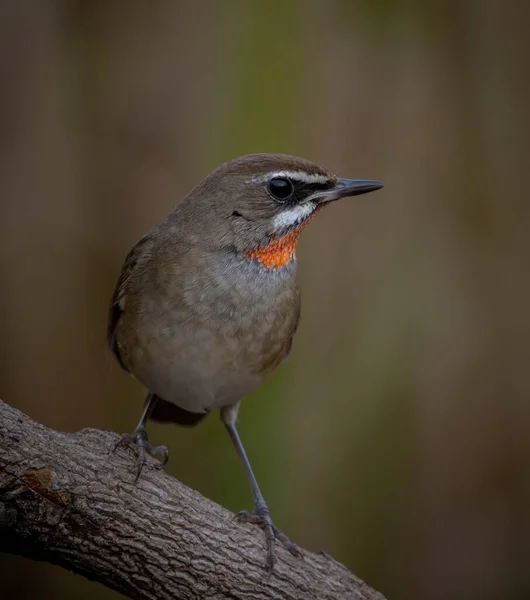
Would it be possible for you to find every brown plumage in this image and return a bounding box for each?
[108,153,383,570]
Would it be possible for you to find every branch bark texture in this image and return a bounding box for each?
[0,400,386,600]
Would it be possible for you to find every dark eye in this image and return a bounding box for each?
[268,177,294,201]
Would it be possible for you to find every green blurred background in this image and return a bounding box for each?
[1,1,529,599]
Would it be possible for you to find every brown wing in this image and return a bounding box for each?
[108,237,209,428]
[107,235,151,371]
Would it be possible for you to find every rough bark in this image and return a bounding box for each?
[0,399,386,600]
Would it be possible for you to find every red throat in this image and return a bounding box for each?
[244,205,324,269]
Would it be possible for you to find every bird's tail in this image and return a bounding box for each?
[148,394,208,427]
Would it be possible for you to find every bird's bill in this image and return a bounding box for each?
[314,178,384,204]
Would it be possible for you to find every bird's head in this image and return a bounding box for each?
[182,153,383,269]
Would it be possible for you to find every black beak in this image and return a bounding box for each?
[314,178,383,204]
[335,178,383,197]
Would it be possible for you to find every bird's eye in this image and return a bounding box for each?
[268,177,294,202]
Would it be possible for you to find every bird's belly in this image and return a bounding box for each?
[122,306,294,413]
[119,255,300,413]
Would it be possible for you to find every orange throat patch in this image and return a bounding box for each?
[244,206,323,269]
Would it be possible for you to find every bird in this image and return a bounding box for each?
[108,153,383,570]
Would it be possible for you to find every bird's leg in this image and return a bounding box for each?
[220,404,301,572]
[115,392,169,480]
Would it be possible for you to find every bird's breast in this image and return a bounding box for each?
[118,248,300,411]
[183,252,300,377]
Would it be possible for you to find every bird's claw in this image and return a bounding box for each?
[236,504,302,572]
[114,426,169,481]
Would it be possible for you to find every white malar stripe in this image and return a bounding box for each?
[251,170,331,185]
[272,202,316,231]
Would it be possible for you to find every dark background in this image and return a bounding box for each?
[1,1,529,599]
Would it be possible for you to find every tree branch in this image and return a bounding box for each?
[0,399,386,600]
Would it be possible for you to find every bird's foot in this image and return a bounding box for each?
[114,426,169,481]
[236,503,302,572]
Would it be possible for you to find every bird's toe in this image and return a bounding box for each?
[113,427,169,480]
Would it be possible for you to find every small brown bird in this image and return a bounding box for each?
[108,153,382,569]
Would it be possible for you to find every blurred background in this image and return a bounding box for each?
[1,1,529,599]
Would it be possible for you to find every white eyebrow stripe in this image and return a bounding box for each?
[271,202,316,231]
[250,170,331,185]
